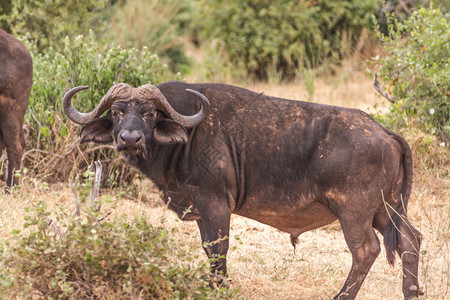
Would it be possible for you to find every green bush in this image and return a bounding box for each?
[21,32,171,184]
[1,0,115,51]
[1,0,193,74]
[106,0,193,73]
[0,175,233,299]
[196,0,379,80]
[372,6,449,142]
[0,0,12,30]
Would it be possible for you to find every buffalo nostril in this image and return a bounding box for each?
[120,130,143,145]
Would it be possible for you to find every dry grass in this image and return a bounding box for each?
[1,172,447,299]
[245,72,387,114]
[1,74,448,299]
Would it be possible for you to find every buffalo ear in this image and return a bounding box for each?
[80,116,114,144]
[153,118,188,145]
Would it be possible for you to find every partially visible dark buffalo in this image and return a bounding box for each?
[63,81,423,299]
[0,29,32,188]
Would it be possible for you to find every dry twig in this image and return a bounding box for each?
[89,160,103,212]
[373,73,396,103]
[46,216,64,238]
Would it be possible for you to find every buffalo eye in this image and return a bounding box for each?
[142,110,155,121]
[111,109,123,119]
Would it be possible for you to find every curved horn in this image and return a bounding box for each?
[139,85,210,128]
[182,89,211,127]
[63,83,131,125]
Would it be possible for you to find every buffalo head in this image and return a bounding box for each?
[63,83,210,159]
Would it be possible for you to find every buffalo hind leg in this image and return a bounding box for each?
[398,219,423,299]
[335,218,381,299]
[374,212,423,299]
[196,202,231,288]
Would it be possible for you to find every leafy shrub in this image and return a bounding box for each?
[372,6,449,142]
[106,0,193,73]
[0,0,12,30]
[0,173,233,299]
[196,0,379,80]
[1,0,194,74]
[21,31,171,184]
[0,0,115,51]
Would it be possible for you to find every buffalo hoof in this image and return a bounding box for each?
[405,285,424,299]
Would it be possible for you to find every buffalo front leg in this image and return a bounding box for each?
[334,218,381,299]
[196,201,231,288]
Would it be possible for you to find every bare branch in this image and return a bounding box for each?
[98,212,112,223]
[76,144,90,166]
[22,149,65,160]
[397,0,411,16]
[61,137,81,156]
[373,73,396,103]
[84,145,116,153]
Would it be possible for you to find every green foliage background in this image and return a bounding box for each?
[372,7,449,142]
[196,0,379,80]
[1,0,114,51]
[1,0,192,72]
[105,0,193,73]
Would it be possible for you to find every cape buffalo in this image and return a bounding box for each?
[0,29,32,188]
[63,81,423,299]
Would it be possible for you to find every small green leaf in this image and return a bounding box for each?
[40,126,51,137]
[60,125,68,137]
